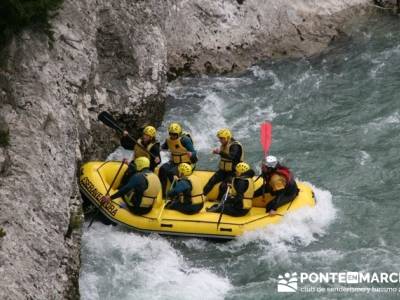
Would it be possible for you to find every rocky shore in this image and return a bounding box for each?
[0,0,372,299]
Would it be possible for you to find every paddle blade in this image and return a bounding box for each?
[260,122,272,155]
[98,111,123,133]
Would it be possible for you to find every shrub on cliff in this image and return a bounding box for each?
[0,0,63,47]
[0,130,9,147]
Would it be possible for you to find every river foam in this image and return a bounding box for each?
[80,225,232,300]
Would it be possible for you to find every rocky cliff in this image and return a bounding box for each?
[166,0,372,77]
[0,0,371,299]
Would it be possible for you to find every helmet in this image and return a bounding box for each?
[134,157,150,171]
[235,162,250,175]
[143,126,156,138]
[264,155,278,168]
[216,128,232,140]
[168,122,182,135]
[178,163,192,177]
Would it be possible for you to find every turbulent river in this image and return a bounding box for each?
[80,13,400,300]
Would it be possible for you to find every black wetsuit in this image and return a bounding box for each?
[212,169,255,217]
[111,169,152,215]
[203,140,243,200]
[166,179,203,215]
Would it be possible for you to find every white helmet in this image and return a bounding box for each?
[264,155,278,168]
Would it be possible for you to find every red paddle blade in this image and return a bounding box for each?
[260,122,272,155]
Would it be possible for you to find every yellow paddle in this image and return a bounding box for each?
[157,178,177,223]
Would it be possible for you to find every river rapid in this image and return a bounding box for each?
[80,13,400,300]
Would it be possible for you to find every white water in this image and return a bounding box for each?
[80,225,232,300]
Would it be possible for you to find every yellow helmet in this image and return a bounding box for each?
[143,125,156,138]
[168,122,182,135]
[178,163,192,177]
[134,157,150,171]
[235,162,250,175]
[217,128,232,140]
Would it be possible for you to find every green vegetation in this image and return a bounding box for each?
[65,209,83,239]
[0,0,63,47]
[0,227,6,238]
[0,130,9,147]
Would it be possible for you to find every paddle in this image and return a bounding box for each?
[88,160,126,228]
[157,178,177,223]
[260,121,272,156]
[259,121,272,200]
[216,185,231,229]
[254,121,273,183]
[98,111,156,159]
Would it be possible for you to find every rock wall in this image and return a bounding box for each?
[166,0,372,77]
[0,0,167,299]
[0,0,372,299]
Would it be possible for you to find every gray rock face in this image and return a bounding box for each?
[0,0,167,299]
[0,0,371,299]
[165,0,372,77]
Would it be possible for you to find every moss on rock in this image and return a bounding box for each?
[0,0,64,47]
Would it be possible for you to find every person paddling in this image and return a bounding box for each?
[100,157,161,215]
[203,128,244,200]
[207,162,254,217]
[166,163,205,215]
[254,155,299,215]
[119,125,161,186]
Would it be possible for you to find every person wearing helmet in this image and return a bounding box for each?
[165,163,205,214]
[207,162,254,216]
[119,125,161,187]
[203,128,244,200]
[159,122,198,197]
[254,155,299,214]
[100,157,161,215]
[133,126,161,170]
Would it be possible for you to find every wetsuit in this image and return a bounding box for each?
[211,169,255,217]
[166,175,204,215]
[110,168,160,215]
[203,138,243,200]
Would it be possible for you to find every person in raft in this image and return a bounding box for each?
[207,162,255,217]
[203,128,244,200]
[119,125,161,186]
[165,163,205,214]
[100,157,161,215]
[254,155,299,215]
[159,122,198,197]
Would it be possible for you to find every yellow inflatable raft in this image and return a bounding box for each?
[79,161,316,239]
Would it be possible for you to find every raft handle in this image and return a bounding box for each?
[219,228,232,232]
[161,224,173,228]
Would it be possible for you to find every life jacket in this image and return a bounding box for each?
[230,177,254,210]
[275,166,293,182]
[124,172,161,208]
[166,132,194,164]
[187,175,205,205]
[266,165,294,192]
[178,175,204,204]
[218,140,244,172]
[133,138,157,159]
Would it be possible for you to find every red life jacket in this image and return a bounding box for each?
[275,165,293,183]
[264,165,293,188]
